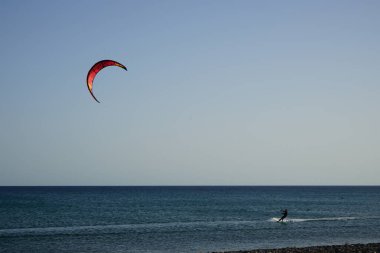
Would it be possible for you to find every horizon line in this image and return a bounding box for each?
[0,185,379,187]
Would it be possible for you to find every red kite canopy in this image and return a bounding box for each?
[86,60,127,103]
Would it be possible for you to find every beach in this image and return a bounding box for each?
[219,243,380,253]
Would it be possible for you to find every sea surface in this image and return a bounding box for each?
[0,186,379,252]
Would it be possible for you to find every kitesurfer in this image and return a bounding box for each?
[278,209,288,222]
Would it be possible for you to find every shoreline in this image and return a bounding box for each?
[216,243,380,253]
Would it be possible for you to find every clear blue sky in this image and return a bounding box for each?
[1,0,379,185]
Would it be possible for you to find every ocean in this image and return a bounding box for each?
[0,186,379,252]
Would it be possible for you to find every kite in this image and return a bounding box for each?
[86,60,127,103]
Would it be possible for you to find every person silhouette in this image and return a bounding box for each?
[278,209,288,222]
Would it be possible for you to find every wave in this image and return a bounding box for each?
[269,216,374,223]
[2,216,376,236]
[0,220,261,236]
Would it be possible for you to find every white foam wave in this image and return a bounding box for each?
[1,216,375,236]
[269,216,363,223]
[0,220,260,236]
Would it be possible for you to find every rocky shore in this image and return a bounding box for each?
[216,243,380,253]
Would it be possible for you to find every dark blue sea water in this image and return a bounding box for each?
[0,186,379,252]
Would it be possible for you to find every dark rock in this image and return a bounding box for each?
[214,243,380,253]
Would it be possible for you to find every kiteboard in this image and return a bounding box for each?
[271,217,289,223]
